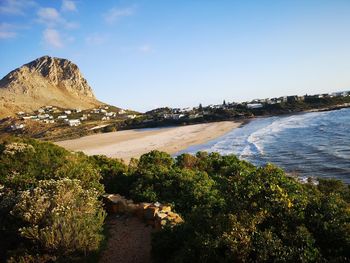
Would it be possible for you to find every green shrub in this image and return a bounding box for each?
[0,138,102,192]
[11,179,106,257]
[89,155,130,195]
[147,154,350,263]
[0,138,106,261]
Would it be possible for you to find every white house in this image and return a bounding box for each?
[65,119,81,126]
[38,114,50,119]
[64,110,72,115]
[10,124,25,130]
[247,103,263,109]
[105,112,116,117]
[57,115,68,119]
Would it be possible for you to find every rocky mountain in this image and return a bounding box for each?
[0,56,102,117]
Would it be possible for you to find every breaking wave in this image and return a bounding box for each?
[178,108,350,184]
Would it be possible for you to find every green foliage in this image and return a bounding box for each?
[93,150,350,262]
[1,136,349,262]
[0,138,102,192]
[0,137,106,262]
[90,155,131,196]
[11,179,105,257]
[145,153,350,263]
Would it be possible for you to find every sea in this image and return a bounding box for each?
[177,108,350,184]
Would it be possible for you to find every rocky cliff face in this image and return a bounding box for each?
[0,56,101,117]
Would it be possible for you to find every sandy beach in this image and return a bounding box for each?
[55,121,242,162]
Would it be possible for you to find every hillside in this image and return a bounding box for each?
[0,56,102,118]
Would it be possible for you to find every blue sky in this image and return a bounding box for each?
[1,0,350,112]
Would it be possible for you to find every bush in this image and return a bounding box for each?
[146,153,350,263]
[0,138,102,192]
[11,179,106,258]
[0,138,106,261]
[90,155,131,196]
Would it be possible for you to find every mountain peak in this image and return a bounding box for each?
[0,56,101,117]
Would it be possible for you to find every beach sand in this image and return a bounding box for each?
[55,121,241,162]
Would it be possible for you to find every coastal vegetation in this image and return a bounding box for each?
[0,137,349,262]
[0,138,105,262]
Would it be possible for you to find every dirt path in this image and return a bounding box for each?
[99,215,154,263]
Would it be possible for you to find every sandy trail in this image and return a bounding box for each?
[55,121,241,162]
[99,215,153,263]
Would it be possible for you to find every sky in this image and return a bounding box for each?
[1,0,350,112]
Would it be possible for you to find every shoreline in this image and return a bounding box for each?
[55,121,242,162]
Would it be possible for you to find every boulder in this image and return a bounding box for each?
[155,212,168,220]
[160,205,171,213]
[144,206,159,220]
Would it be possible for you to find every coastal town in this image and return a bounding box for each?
[1,90,349,140]
[5,105,138,131]
[133,90,350,128]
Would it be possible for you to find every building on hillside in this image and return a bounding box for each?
[65,119,81,126]
[38,114,50,119]
[57,115,68,119]
[10,123,25,130]
[105,112,116,117]
[279,96,288,102]
[247,103,263,109]
[43,119,55,124]
[287,96,299,103]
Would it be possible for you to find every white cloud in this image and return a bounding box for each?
[0,0,36,15]
[37,7,61,25]
[62,0,76,12]
[43,28,63,48]
[86,34,108,46]
[37,7,79,29]
[0,23,18,39]
[0,31,16,39]
[104,6,135,24]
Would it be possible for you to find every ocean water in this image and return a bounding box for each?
[177,108,350,183]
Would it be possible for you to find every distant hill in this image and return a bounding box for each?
[0,56,102,118]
